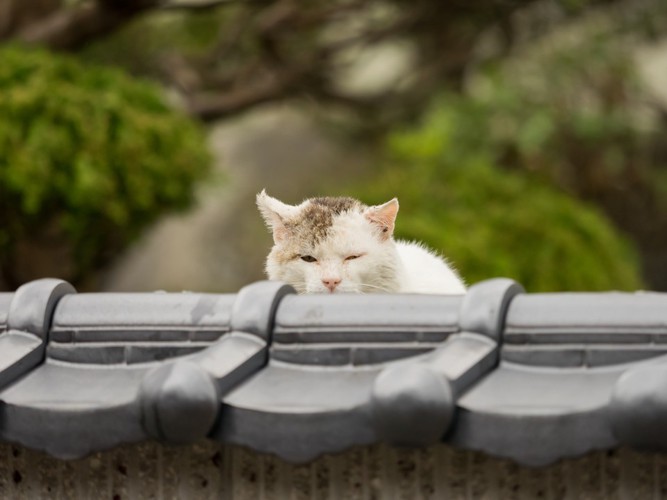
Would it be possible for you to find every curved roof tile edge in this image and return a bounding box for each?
[0,278,664,466]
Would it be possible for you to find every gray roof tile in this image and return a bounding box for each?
[0,278,665,466]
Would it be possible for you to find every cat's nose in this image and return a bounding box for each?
[322,278,341,292]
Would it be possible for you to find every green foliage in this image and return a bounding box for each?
[362,101,644,292]
[357,28,656,292]
[0,45,211,285]
[466,37,655,196]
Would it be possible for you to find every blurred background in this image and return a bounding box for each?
[1,0,666,293]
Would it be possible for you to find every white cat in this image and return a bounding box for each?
[257,190,466,294]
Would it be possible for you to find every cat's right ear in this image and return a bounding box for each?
[256,190,297,243]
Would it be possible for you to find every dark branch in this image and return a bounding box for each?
[186,68,304,121]
[160,0,237,12]
[14,0,161,50]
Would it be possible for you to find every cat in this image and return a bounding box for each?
[256,190,466,294]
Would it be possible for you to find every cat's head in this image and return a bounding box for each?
[257,190,401,294]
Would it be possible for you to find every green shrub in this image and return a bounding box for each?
[361,102,644,292]
[0,45,211,288]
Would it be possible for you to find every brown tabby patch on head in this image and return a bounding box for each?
[310,197,361,214]
[285,196,362,245]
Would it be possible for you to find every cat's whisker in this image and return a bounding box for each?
[359,283,393,293]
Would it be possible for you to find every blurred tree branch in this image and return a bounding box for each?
[0,0,585,123]
[161,0,239,12]
[8,0,162,50]
[2,0,660,125]
[0,0,60,39]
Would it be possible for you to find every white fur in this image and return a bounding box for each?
[258,193,466,295]
[394,241,466,294]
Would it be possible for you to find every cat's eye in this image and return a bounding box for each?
[300,255,317,263]
[345,255,361,261]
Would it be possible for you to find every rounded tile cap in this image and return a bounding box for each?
[371,364,454,446]
[140,361,220,444]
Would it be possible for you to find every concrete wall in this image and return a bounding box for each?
[0,442,664,499]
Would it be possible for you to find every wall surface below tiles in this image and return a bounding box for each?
[0,442,664,499]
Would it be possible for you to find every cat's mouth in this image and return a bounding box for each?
[305,285,358,294]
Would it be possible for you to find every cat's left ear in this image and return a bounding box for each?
[256,190,299,243]
[365,198,399,241]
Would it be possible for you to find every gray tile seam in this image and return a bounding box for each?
[47,343,213,365]
[502,344,667,350]
[504,334,656,343]
[505,326,667,332]
[274,326,459,333]
[49,341,216,347]
[271,342,443,349]
[51,326,231,331]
